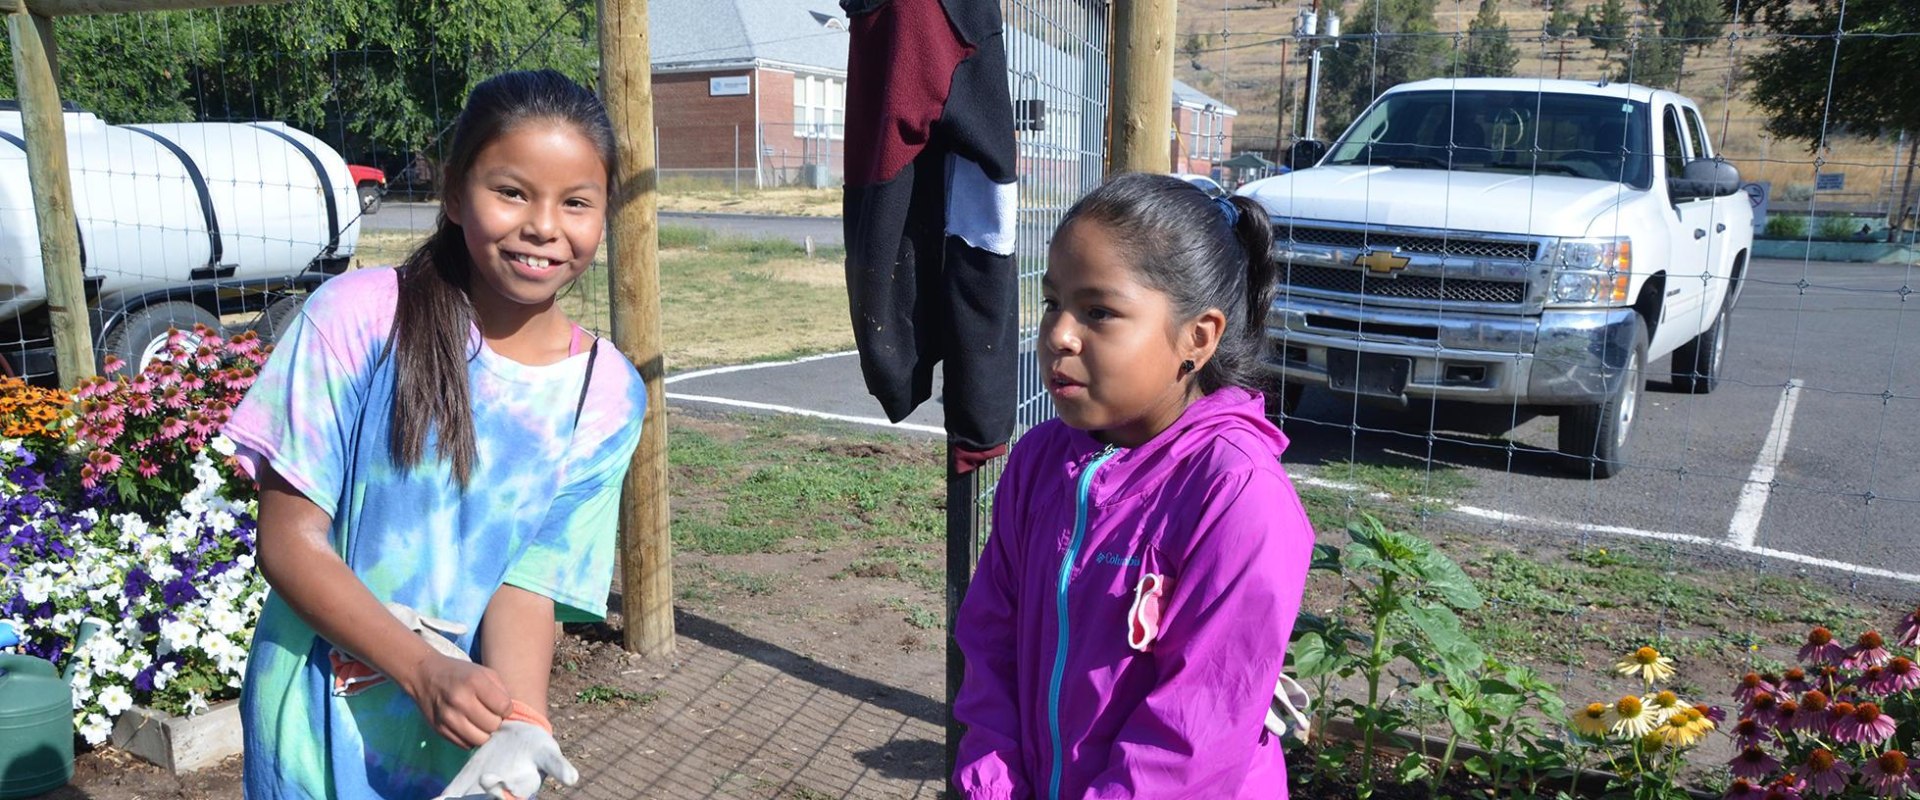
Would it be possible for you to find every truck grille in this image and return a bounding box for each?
[1285,227,1538,262]
[1282,264,1528,305]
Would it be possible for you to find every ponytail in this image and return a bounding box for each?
[1227,193,1277,350]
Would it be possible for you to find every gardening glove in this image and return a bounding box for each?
[1265,673,1312,743]
[434,701,580,800]
[330,602,470,697]
[383,601,472,661]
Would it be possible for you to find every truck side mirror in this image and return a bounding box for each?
[1289,139,1329,171]
[1671,158,1741,201]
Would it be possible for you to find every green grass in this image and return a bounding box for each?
[669,419,942,556]
[886,597,942,630]
[574,685,661,707]
[838,544,943,592]
[1316,459,1472,500]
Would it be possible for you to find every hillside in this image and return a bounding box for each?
[1172,0,1909,213]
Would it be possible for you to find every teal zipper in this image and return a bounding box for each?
[1048,444,1120,800]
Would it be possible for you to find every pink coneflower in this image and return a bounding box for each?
[1861,750,1915,798]
[1846,631,1891,669]
[1879,657,1920,694]
[157,417,188,440]
[1732,717,1780,749]
[1834,702,1898,746]
[1725,779,1764,799]
[1896,608,1920,648]
[158,384,189,410]
[1825,701,1857,738]
[1803,748,1852,796]
[187,409,219,438]
[1762,776,1804,800]
[1746,690,1783,727]
[181,373,206,393]
[86,449,123,476]
[1695,703,1728,726]
[1855,666,1886,693]
[1774,700,1802,734]
[1815,665,1844,695]
[223,369,254,392]
[1798,690,1831,733]
[1778,667,1814,696]
[1737,672,1779,705]
[101,353,126,374]
[78,463,98,490]
[74,374,111,400]
[1733,746,1785,781]
[1802,627,1847,665]
[136,458,160,479]
[124,393,157,417]
[127,373,154,394]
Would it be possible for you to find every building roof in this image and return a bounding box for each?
[651,0,851,74]
[1172,79,1236,116]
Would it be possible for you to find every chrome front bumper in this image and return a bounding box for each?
[1264,294,1640,405]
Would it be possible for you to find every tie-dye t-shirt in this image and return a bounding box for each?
[222,267,646,799]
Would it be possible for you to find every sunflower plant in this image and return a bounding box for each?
[1567,645,1721,800]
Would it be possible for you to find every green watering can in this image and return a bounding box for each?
[0,619,100,799]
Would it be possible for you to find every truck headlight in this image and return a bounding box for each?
[1551,237,1631,305]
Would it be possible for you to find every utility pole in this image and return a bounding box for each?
[599,0,675,657]
[1111,0,1177,174]
[1297,1,1339,142]
[1275,38,1289,159]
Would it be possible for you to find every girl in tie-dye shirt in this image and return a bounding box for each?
[223,70,645,800]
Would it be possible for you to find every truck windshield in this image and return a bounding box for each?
[1324,90,1653,190]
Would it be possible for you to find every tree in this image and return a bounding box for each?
[1578,0,1631,66]
[1654,0,1726,53]
[1,0,599,163]
[1546,2,1581,37]
[1739,0,1920,231]
[1463,0,1520,77]
[1317,0,1449,135]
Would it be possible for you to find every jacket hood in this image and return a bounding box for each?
[1063,386,1288,506]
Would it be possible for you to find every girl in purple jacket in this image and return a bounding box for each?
[953,173,1316,800]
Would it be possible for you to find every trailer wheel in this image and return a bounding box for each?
[253,294,307,344]
[358,182,383,215]
[101,301,223,376]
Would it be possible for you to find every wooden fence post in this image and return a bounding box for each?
[598,0,675,656]
[1110,0,1177,175]
[7,7,95,385]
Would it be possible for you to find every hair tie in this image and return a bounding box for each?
[1214,195,1241,226]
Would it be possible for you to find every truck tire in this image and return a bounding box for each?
[1670,304,1729,394]
[101,301,223,376]
[358,182,382,215]
[253,294,307,344]
[1558,318,1648,478]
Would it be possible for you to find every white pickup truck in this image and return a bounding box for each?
[1241,78,1752,477]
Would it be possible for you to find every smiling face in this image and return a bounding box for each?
[443,119,609,321]
[1040,219,1223,447]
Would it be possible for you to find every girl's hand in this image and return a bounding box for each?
[404,653,513,749]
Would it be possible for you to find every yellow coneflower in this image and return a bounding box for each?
[1614,646,1677,686]
[1657,710,1707,747]
[1644,690,1687,723]
[1607,695,1660,738]
[1572,702,1612,738]
[1683,707,1717,737]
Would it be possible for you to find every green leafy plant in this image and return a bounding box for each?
[1289,515,1488,798]
[1765,214,1809,239]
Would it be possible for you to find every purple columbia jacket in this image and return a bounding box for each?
[953,387,1316,800]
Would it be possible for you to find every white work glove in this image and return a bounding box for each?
[434,707,580,800]
[1265,673,1312,743]
[385,601,471,661]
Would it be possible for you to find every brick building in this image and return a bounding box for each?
[1171,79,1236,179]
[649,0,1237,188]
[651,0,850,188]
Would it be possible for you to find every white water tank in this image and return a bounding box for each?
[0,106,360,323]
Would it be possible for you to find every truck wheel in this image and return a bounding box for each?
[1264,381,1304,420]
[358,183,382,215]
[252,294,307,344]
[1558,318,1648,478]
[1671,305,1729,394]
[101,301,223,376]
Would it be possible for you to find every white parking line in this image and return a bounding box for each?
[668,392,946,436]
[664,350,859,386]
[1727,379,1804,548]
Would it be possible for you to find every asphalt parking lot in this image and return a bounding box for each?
[668,256,1920,590]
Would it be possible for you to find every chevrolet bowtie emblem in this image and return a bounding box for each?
[1354,249,1411,274]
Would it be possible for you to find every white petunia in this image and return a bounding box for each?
[184,692,210,715]
[97,685,134,717]
[78,713,112,746]
[20,574,54,604]
[208,435,236,457]
[159,618,200,655]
